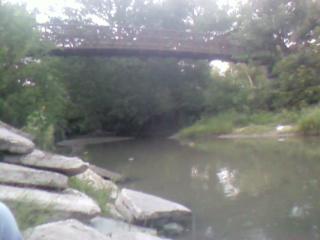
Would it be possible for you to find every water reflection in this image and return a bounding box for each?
[217,167,240,198]
[81,138,320,240]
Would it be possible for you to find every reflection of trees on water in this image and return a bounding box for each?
[216,167,240,198]
[189,139,320,240]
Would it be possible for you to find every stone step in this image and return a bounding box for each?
[0,162,68,190]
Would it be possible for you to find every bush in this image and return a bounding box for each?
[24,108,55,150]
[298,108,320,135]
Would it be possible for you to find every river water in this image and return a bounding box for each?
[81,137,320,240]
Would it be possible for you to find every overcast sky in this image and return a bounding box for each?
[7,0,245,23]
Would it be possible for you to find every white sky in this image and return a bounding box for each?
[7,0,245,23]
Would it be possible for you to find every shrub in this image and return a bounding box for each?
[24,108,55,150]
[298,108,320,135]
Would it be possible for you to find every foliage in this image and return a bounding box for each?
[298,107,320,135]
[24,108,55,150]
[271,47,320,109]
[55,57,210,135]
[235,0,320,65]
[0,4,67,144]
[68,177,110,215]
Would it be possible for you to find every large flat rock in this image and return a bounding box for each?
[0,125,34,154]
[4,149,89,175]
[0,163,68,190]
[24,219,111,240]
[24,219,169,240]
[115,189,192,228]
[0,185,101,218]
[0,121,34,140]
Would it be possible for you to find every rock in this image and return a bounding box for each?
[0,163,68,190]
[161,223,184,237]
[115,189,192,228]
[24,219,111,240]
[0,121,34,141]
[276,125,293,133]
[110,232,171,240]
[90,217,157,236]
[4,149,89,175]
[107,203,125,220]
[0,125,34,154]
[0,185,101,218]
[74,169,118,199]
[90,164,125,183]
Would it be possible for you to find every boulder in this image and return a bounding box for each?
[0,121,34,140]
[0,185,101,218]
[106,203,125,220]
[161,223,185,237]
[90,164,125,183]
[4,149,89,175]
[24,219,111,240]
[115,189,192,228]
[74,169,118,199]
[90,217,157,236]
[0,163,68,190]
[0,126,34,154]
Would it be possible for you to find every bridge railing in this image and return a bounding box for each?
[38,24,243,55]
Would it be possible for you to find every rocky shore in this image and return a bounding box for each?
[0,121,192,239]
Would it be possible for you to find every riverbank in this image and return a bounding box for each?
[177,107,320,140]
[0,122,192,240]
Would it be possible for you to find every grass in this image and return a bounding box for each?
[68,177,110,215]
[178,110,301,139]
[178,112,235,138]
[10,202,53,230]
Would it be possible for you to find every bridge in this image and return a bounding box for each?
[39,24,246,61]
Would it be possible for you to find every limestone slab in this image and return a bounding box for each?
[4,149,89,175]
[115,189,192,228]
[0,185,101,217]
[0,162,68,189]
[24,219,111,240]
[0,126,34,154]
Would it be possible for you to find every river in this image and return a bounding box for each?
[79,137,320,240]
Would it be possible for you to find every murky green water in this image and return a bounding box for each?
[82,138,320,240]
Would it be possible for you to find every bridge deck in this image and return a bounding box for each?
[39,24,245,61]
